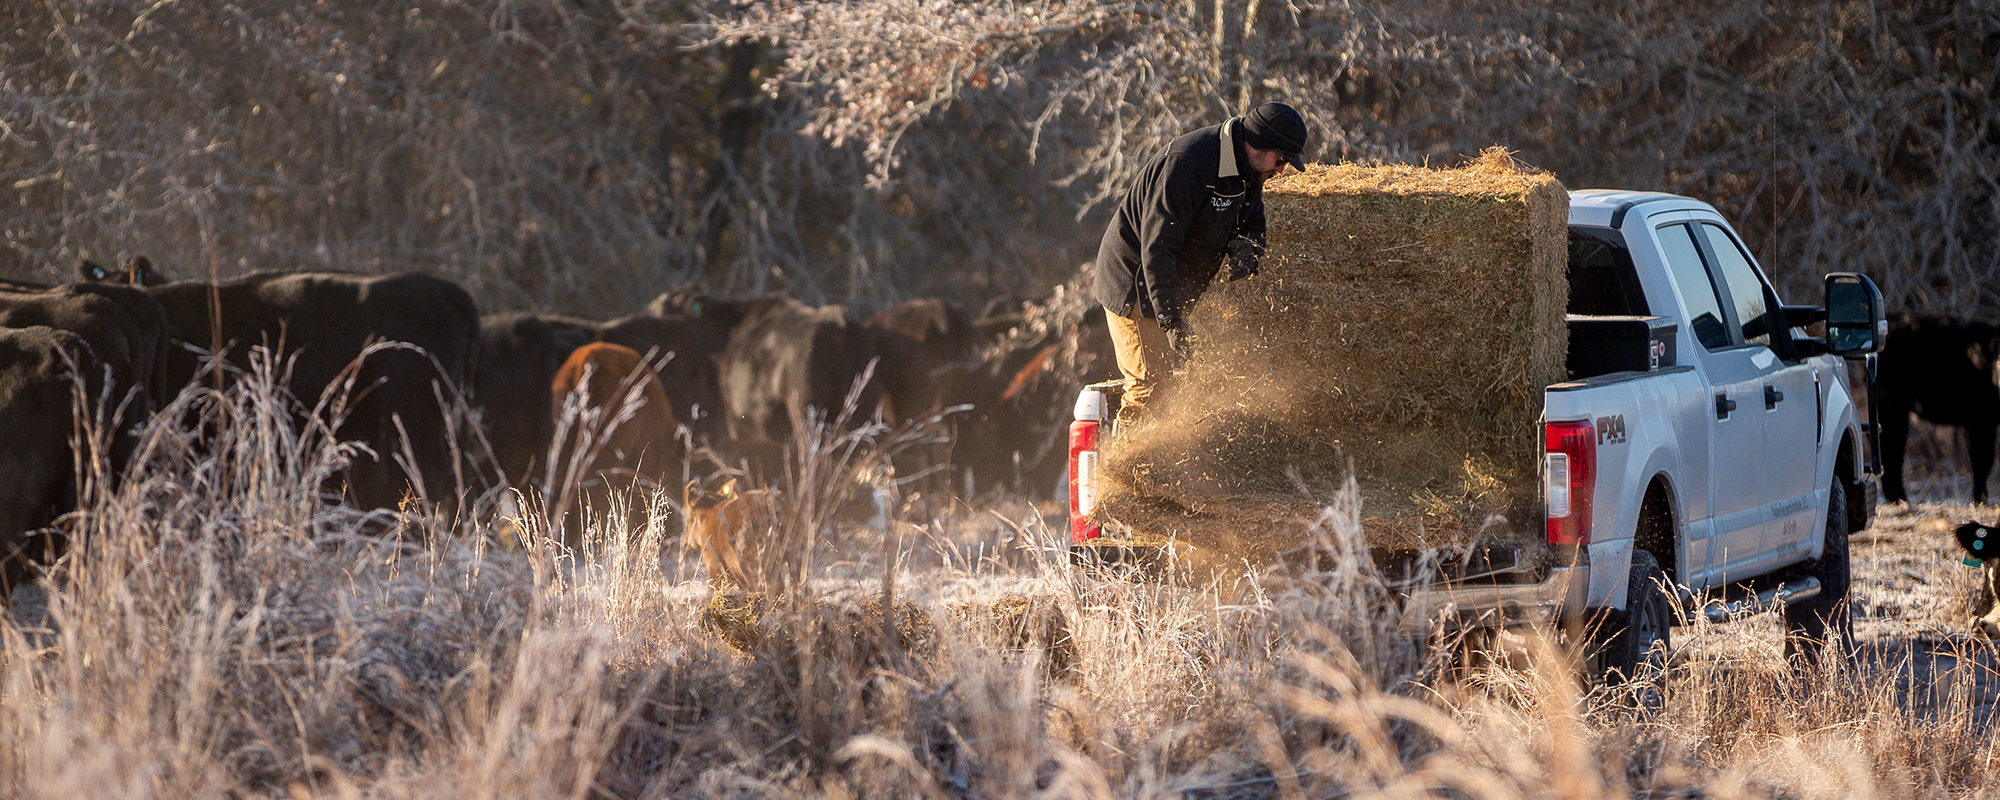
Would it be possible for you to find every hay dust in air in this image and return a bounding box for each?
[1099,149,1569,566]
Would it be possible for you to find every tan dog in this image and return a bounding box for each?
[683,478,781,591]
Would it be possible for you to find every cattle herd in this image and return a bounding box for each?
[12,257,2000,629]
[0,257,1116,595]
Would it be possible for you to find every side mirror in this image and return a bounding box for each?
[1824,273,1885,356]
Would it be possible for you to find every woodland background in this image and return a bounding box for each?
[3,0,1996,317]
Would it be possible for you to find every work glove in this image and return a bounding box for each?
[1158,314,1191,360]
[1226,237,1261,281]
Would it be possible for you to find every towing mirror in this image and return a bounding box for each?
[1824,273,1886,356]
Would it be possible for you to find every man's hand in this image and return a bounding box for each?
[1226,237,1260,281]
[1158,314,1191,360]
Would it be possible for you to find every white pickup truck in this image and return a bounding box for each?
[1067,189,1889,678]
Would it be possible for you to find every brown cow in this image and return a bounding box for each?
[550,342,686,548]
[540,313,727,441]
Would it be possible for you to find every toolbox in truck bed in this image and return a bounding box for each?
[1565,314,1677,379]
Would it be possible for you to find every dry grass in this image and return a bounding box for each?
[2,365,1997,799]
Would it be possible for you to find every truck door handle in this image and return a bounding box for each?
[1765,385,1784,409]
[1716,393,1737,419]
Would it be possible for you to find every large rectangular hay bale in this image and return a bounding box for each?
[1098,149,1568,561]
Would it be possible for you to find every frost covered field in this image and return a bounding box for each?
[4,378,1998,800]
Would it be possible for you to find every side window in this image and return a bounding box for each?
[1700,223,1773,347]
[1657,223,1733,350]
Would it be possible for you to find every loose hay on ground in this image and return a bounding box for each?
[699,590,1075,677]
[1099,148,1568,564]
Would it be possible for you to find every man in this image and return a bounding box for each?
[1092,101,1308,420]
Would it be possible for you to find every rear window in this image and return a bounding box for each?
[1566,227,1649,316]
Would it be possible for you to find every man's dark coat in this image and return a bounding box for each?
[1092,119,1266,321]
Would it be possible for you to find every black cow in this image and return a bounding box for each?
[0,326,104,595]
[867,298,979,423]
[597,315,725,440]
[0,285,161,412]
[718,298,882,443]
[647,291,777,417]
[67,278,174,403]
[35,262,174,401]
[85,265,482,511]
[647,288,760,358]
[536,315,599,355]
[78,256,168,287]
[0,282,170,473]
[1877,313,2000,504]
[472,312,575,488]
[864,299,979,495]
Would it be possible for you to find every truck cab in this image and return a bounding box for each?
[1558,191,1877,601]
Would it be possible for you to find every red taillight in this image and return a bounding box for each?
[1069,418,1101,543]
[1545,419,1597,545]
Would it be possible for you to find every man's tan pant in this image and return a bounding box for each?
[1104,309,1172,421]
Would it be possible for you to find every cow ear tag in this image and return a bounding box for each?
[1956,522,1995,566]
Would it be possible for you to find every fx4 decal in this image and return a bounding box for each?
[1596,414,1627,446]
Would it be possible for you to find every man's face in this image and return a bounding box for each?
[1244,145,1290,179]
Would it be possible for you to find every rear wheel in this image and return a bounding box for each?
[1593,549,1673,690]
[1784,478,1853,664]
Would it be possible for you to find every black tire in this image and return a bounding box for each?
[1594,549,1673,688]
[1784,477,1854,663]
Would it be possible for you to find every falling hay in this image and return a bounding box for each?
[1097,148,1569,564]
